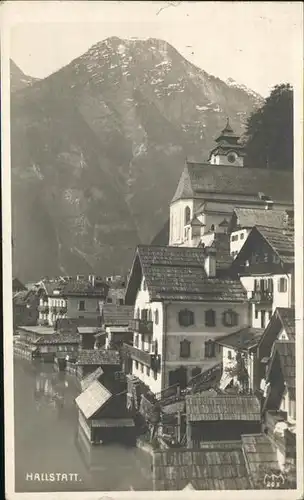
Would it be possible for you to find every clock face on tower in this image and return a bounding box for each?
[227,152,238,163]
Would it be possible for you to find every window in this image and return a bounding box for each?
[261,310,266,329]
[223,309,238,327]
[278,277,287,293]
[141,335,144,350]
[268,311,272,321]
[142,280,146,291]
[180,339,191,358]
[146,366,150,377]
[135,361,139,370]
[79,316,84,319]
[148,309,152,321]
[140,363,144,373]
[153,371,157,380]
[205,340,216,358]
[119,298,124,305]
[255,308,259,319]
[205,309,216,327]
[134,335,139,348]
[228,350,232,360]
[136,307,140,319]
[154,309,159,325]
[152,339,158,355]
[107,297,113,303]
[210,224,215,231]
[184,206,191,225]
[273,254,280,264]
[240,233,244,240]
[141,309,148,321]
[178,309,194,327]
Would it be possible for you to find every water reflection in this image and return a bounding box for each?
[14,357,152,492]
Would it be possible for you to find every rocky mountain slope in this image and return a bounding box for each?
[10,60,39,92]
[11,37,262,282]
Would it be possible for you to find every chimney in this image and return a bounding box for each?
[204,246,217,277]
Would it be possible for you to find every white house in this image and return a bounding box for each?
[124,244,249,394]
[38,277,108,327]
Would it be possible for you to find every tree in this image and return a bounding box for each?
[243,84,293,170]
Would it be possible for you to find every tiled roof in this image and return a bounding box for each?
[102,304,134,326]
[241,434,280,487]
[233,208,289,229]
[131,245,246,302]
[75,380,112,419]
[274,341,295,390]
[76,348,120,366]
[80,366,104,391]
[152,445,251,490]
[35,331,80,345]
[256,225,294,264]
[186,394,260,422]
[276,308,296,340]
[171,162,293,204]
[43,279,108,297]
[56,317,102,330]
[217,327,264,351]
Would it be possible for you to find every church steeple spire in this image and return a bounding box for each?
[208,119,245,167]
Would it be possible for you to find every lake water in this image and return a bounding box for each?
[14,356,153,492]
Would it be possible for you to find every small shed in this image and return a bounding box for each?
[186,394,261,446]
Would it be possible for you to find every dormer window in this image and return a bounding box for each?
[178,309,194,327]
[223,309,238,327]
[180,339,191,358]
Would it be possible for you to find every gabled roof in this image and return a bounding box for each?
[272,341,295,392]
[35,331,80,345]
[76,348,120,366]
[102,304,133,327]
[276,308,296,340]
[75,380,112,419]
[232,225,294,269]
[125,244,247,303]
[152,445,252,490]
[232,208,290,230]
[186,394,260,422]
[171,162,293,204]
[80,366,104,391]
[217,327,264,351]
[257,307,295,359]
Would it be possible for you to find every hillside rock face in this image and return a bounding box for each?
[11,37,262,282]
[10,60,38,92]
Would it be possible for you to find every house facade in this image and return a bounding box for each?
[124,245,249,394]
[37,277,108,326]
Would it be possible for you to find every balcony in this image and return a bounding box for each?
[38,304,49,314]
[250,290,273,304]
[123,343,160,371]
[130,318,153,335]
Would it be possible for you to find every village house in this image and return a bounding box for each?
[98,304,134,350]
[124,244,250,395]
[216,326,264,393]
[14,325,79,362]
[37,276,108,327]
[169,122,293,248]
[13,288,40,330]
[105,276,127,305]
[228,207,294,259]
[75,348,121,380]
[230,225,294,331]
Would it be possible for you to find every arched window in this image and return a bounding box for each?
[184,206,191,225]
[154,309,159,325]
[178,309,194,327]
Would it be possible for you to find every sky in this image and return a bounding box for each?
[3,1,303,97]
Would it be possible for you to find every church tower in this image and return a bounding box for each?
[208,119,245,167]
